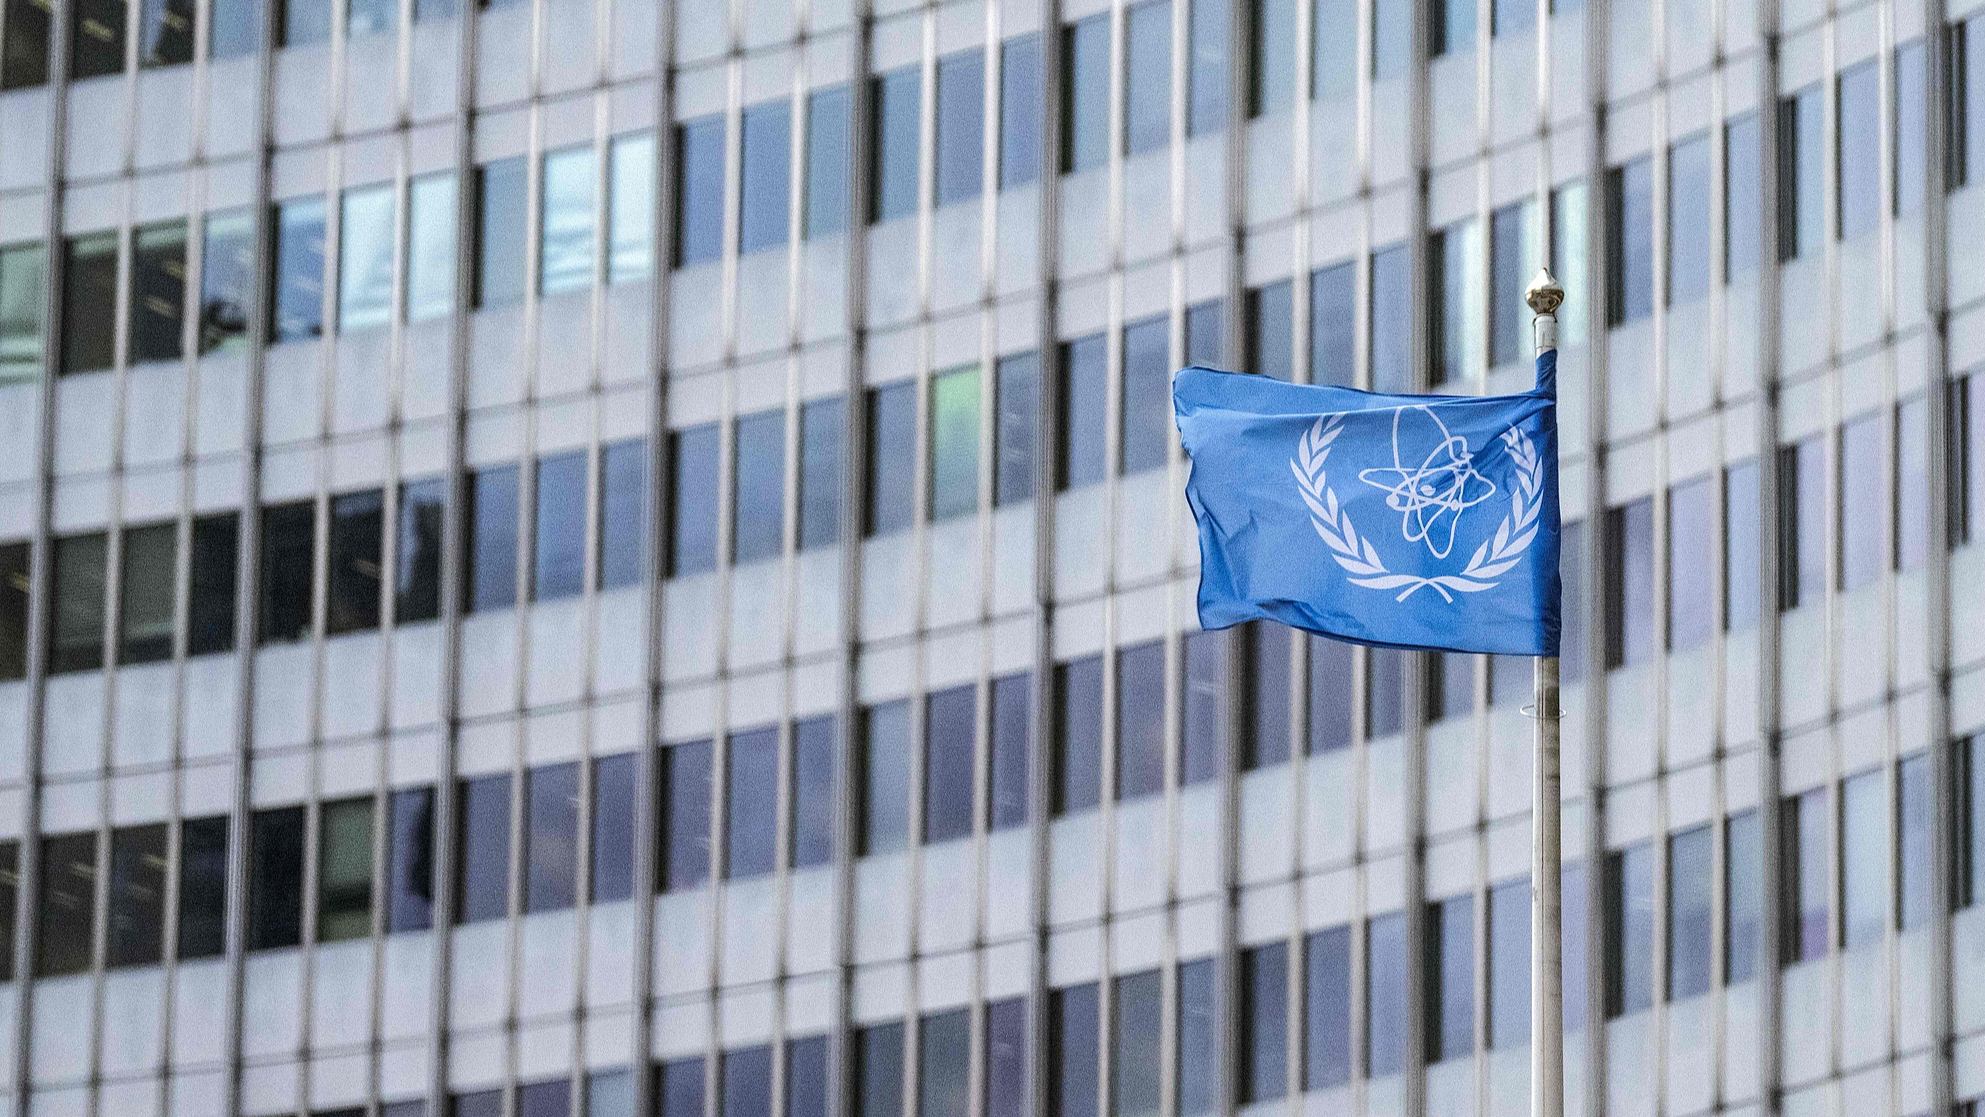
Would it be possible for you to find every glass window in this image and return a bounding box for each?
[805,86,852,236]
[278,0,329,45]
[1489,202,1538,367]
[1725,809,1761,981]
[990,674,1031,828]
[740,101,792,253]
[118,522,176,665]
[1246,622,1291,766]
[1898,395,1928,571]
[337,185,394,333]
[1779,84,1823,262]
[1430,652,1472,722]
[406,173,458,322]
[996,352,1040,505]
[1668,133,1712,304]
[106,823,168,967]
[0,542,25,680]
[1603,497,1653,668]
[589,1071,634,1117]
[1120,316,1169,474]
[1783,787,1827,963]
[1723,459,1759,630]
[456,774,512,923]
[591,753,635,902]
[1606,157,1653,326]
[931,366,980,520]
[177,815,229,958]
[475,157,529,306]
[1182,630,1226,784]
[1063,16,1110,173]
[1117,641,1166,799]
[1307,261,1355,386]
[660,1058,706,1117]
[1667,475,1714,651]
[318,797,374,940]
[1001,35,1045,186]
[258,501,316,643]
[532,451,588,602]
[799,398,844,549]
[1563,861,1587,1029]
[386,786,434,932]
[1604,842,1654,1017]
[518,1080,572,1117]
[1550,181,1589,344]
[1962,18,1985,189]
[1432,219,1481,385]
[1372,0,1409,79]
[1110,971,1161,1117]
[921,1011,971,1117]
[70,0,124,77]
[49,531,106,674]
[1314,0,1355,98]
[540,146,597,295]
[1666,825,1712,1000]
[1433,0,1474,53]
[1186,298,1223,367]
[391,478,443,624]
[0,242,44,381]
[668,425,719,576]
[1175,959,1218,1112]
[183,512,237,656]
[1369,242,1411,393]
[791,715,836,869]
[726,728,779,877]
[730,410,786,564]
[924,686,976,843]
[1725,113,1761,278]
[597,439,647,590]
[1051,985,1100,1117]
[608,132,657,283]
[1189,0,1230,129]
[457,1092,505,1117]
[36,832,96,976]
[1059,334,1108,489]
[128,222,187,363]
[860,700,911,854]
[937,50,987,204]
[1840,413,1886,591]
[1303,926,1351,1087]
[326,489,383,635]
[205,0,257,54]
[1487,878,1529,1048]
[248,805,306,950]
[1367,647,1407,739]
[1838,61,1881,240]
[1896,41,1925,217]
[1123,2,1170,156]
[725,1047,774,1117]
[1492,0,1533,35]
[856,1024,903,1117]
[1968,377,1985,547]
[464,464,520,612]
[270,200,328,344]
[60,232,117,375]
[525,762,580,913]
[0,0,51,89]
[866,383,916,536]
[1428,895,1473,1061]
[1247,280,1293,381]
[1055,656,1104,813]
[662,739,713,890]
[787,1038,829,1117]
[1366,911,1408,1076]
[1253,0,1295,112]
[1841,769,1886,949]
[1900,753,1931,929]
[346,0,391,35]
[1309,634,1352,753]
[873,67,922,222]
[1559,519,1587,682]
[1780,436,1825,610]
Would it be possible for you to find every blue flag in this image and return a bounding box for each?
[1175,353,1561,656]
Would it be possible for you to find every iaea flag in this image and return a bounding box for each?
[1174,353,1561,656]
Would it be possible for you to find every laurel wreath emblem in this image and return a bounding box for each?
[1288,413,1544,603]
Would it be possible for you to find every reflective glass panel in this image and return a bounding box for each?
[465,464,520,612]
[541,146,597,295]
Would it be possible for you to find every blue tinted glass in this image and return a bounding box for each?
[540,146,596,295]
[1783,437,1825,610]
[733,409,786,564]
[873,68,922,222]
[1604,497,1653,667]
[1000,35,1044,186]
[466,465,520,613]
[1668,825,1713,999]
[724,1052,772,1117]
[660,1059,706,1117]
[1314,0,1356,98]
[1304,926,1350,1086]
[1434,0,1474,55]
[1122,315,1171,474]
[1838,62,1880,240]
[990,673,1031,829]
[1247,622,1291,766]
[786,1037,829,1117]
[1779,85,1823,261]
[1252,0,1295,114]
[209,0,260,57]
[1373,0,1409,78]
[1056,656,1104,812]
[1668,134,1711,303]
[597,439,647,590]
[524,762,579,913]
[676,117,726,265]
[394,480,443,625]
[1487,879,1529,1047]
[1240,942,1287,1101]
[1489,202,1535,365]
[1433,220,1479,385]
[1366,647,1401,737]
[608,132,656,283]
[1064,16,1110,172]
[1563,861,1587,1029]
[1724,459,1759,629]
[791,715,837,868]
[1125,2,1171,154]
[1841,770,1886,949]
[866,383,916,536]
[590,752,635,902]
[1608,157,1653,324]
[1116,641,1166,800]
[1432,652,1473,721]
[799,398,845,549]
[924,685,977,843]
[669,424,720,576]
[456,775,511,924]
[725,728,778,878]
[996,352,1040,505]
[475,157,529,306]
[1605,843,1653,1016]
[1365,912,1407,1075]
[279,0,328,46]
[861,700,911,854]
[806,86,851,237]
[334,187,392,335]
[1310,262,1355,385]
[740,101,792,254]
[1900,395,1929,571]
[857,1024,904,1117]
[1901,753,1932,928]
[1369,243,1411,392]
[1248,280,1293,380]
[1430,895,1473,1061]
[922,1011,971,1117]
[1726,808,1760,981]
[1189,0,1230,131]
[937,50,986,205]
[1185,299,1224,367]
[272,199,326,343]
[1113,971,1161,1117]
[1059,334,1108,489]
[1492,0,1533,35]
[987,998,1029,1117]
[1840,413,1886,591]
[663,740,713,891]
[1725,113,1760,276]
[533,450,587,602]
[1182,630,1226,783]
[1667,474,1714,651]
[1052,985,1099,1117]
[1308,634,1351,753]
[1896,41,1925,216]
[386,788,434,932]
[1177,959,1218,1112]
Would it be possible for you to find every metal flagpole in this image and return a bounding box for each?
[1525,268,1565,1117]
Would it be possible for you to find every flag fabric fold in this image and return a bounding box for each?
[1174,355,1561,656]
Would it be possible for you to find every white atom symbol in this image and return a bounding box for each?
[1355,406,1498,560]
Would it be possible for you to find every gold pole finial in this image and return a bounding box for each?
[1524,267,1565,316]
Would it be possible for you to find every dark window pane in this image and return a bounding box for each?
[1121,316,1170,474]
[860,700,912,854]
[668,425,720,576]
[1900,753,1931,929]
[1314,0,1355,98]
[0,541,25,680]
[0,844,17,977]
[129,222,187,362]
[394,478,444,624]
[995,353,1040,506]
[1000,36,1044,186]
[1188,0,1230,131]
[922,1011,971,1117]
[872,67,922,222]
[1240,942,1288,1101]
[1604,843,1653,1016]
[1366,647,1402,738]
[474,157,529,306]
[1668,134,1712,304]
[248,806,305,950]
[740,101,792,254]
[69,0,125,77]
[1051,984,1099,1117]
[1431,651,1473,722]
[1487,879,1529,1048]
[799,398,845,549]
[930,366,980,521]
[1185,299,1224,368]
[597,439,647,590]
[1898,395,1929,571]
[972,676,1026,833]
[1559,520,1587,681]
[1667,825,1713,1000]
[1365,911,1407,1076]
[1563,861,1587,1029]
[1838,61,1881,240]
[924,686,976,842]
[518,1080,572,1117]
[1251,0,1294,112]
[271,199,327,343]
[1247,280,1292,381]
[1177,958,1218,1112]
[805,87,851,238]
[1968,378,1985,546]
[1726,808,1760,982]
[1606,158,1653,326]
[1309,262,1355,386]
[277,0,329,44]
[176,815,228,958]
[726,728,778,877]
[50,532,107,673]
[533,451,588,601]
[1780,437,1825,610]
[317,797,374,941]
[1124,2,1171,155]
[1055,656,1103,813]
[1246,623,1291,766]
[1059,334,1108,489]
[787,1037,829,1117]
[1182,630,1226,783]
[1604,497,1654,668]
[118,522,176,665]
[1369,243,1411,393]
[1113,970,1161,1117]
[660,1059,706,1117]
[386,787,435,932]
[791,715,836,868]
[724,1047,773,1117]
[1489,653,1529,708]
[0,0,51,88]
[857,1024,904,1117]
[1303,926,1350,1086]
[1427,895,1473,1062]
[465,465,521,612]
[456,1092,504,1117]
[199,210,253,354]
[1840,413,1887,591]
[1431,220,1479,385]
[36,832,96,976]
[1063,16,1109,172]
[1309,635,1352,753]
[456,774,512,923]
[1778,85,1823,262]
[866,383,916,536]
[1115,642,1165,799]
[1666,475,1714,650]
[1780,789,1826,959]
[1841,769,1886,949]
[1896,41,1926,216]
[662,740,714,890]
[1488,203,1535,366]
[591,753,635,903]
[327,489,384,634]
[106,823,168,967]
[1432,0,1474,55]
[258,502,315,643]
[60,232,117,375]
[525,762,580,913]
[1725,113,1761,277]
[937,50,987,204]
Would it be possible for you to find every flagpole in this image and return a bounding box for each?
[1525,268,1565,1117]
